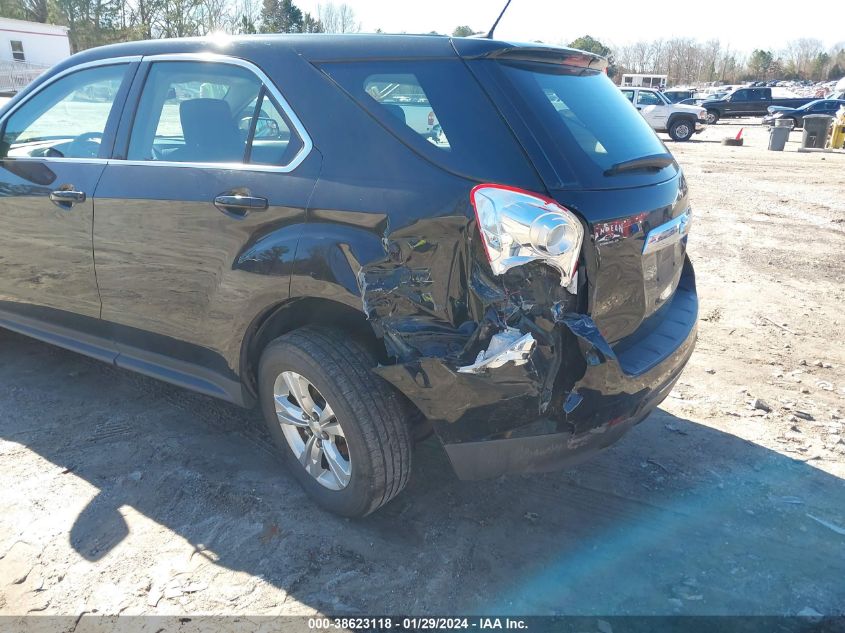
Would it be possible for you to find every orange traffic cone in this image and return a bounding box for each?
[722,127,744,146]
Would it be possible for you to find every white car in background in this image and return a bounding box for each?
[621,87,708,141]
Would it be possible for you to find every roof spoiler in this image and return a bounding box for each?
[455,42,608,73]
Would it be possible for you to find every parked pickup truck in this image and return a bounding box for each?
[701,87,816,123]
[621,87,707,141]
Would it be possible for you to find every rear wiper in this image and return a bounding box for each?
[604,154,674,177]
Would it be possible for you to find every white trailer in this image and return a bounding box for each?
[620,73,668,89]
[0,18,70,93]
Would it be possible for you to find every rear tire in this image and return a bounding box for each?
[668,118,695,141]
[706,109,720,124]
[258,326,412,517]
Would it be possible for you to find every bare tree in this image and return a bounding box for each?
[151,0,203,37]
[782,38,824,78]
[700,39,720,83]
[231,0,261,33]
[198,0,230,33]
[317,2,359,33]
[613,36,759,85]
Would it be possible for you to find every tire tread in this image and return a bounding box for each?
[263,326,412,515]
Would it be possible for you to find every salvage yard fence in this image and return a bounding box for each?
[0,61,48,94]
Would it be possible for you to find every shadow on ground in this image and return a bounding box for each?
[1,329,843,615]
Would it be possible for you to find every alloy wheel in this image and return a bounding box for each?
[273,371,351,490]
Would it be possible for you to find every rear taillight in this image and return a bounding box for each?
[470,184,584,287]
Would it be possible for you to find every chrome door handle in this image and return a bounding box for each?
[214,195,268,217]
[50,189,86,208]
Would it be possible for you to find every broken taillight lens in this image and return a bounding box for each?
[470,184,584,287]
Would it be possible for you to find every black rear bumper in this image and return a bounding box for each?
[445,310,695,479]
[377,259,698,480]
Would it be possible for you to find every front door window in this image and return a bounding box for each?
[1,64,128,159]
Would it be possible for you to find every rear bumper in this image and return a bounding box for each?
[445,311,695,480]
[377,259,698,480]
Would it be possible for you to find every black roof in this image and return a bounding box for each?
[58,33,607,72]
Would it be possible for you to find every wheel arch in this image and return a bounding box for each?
[240,296,386,401]
[667,112,697,127]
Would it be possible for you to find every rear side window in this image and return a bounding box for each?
[127,61,303,167]
[363,73,450,149]
[485,60,673,190]
[319,59,539,187]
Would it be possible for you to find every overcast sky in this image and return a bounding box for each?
[294,0,842,53]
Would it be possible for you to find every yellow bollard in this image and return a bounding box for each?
[829,106,845,149]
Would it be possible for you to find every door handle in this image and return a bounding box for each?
[50,189,86,208]
[213,195,268,217]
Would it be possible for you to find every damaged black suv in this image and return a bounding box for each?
[0,34,697,516]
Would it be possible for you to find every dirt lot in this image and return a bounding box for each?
[1,119,844,618]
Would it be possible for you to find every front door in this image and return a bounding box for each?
[636,90,669,129]
[0,62,133,330]
[92,57,319,393]
[724,89,748,116]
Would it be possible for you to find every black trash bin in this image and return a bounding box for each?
[802,114,833,149]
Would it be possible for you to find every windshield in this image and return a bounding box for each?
[488,60,674,190]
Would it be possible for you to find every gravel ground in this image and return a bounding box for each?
[1,119,844,618]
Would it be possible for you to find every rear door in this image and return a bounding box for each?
[0,60,134,338]
[749,88,770,115]
[92,55,319,397]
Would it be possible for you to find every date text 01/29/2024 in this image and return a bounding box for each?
[307,617,529,630]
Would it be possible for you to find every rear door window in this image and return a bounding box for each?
[127,61,304,167]
[244,90,303,166]
[127,62,258,163]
